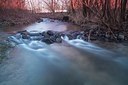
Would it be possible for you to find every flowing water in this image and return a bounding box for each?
[0,18,128,85]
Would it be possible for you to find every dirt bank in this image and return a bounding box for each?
[0,9,48,32]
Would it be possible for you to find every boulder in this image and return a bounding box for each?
[81,35,88,41]
[37,19,43,23]
[42,31,50,38]
[54,33,62,38]
[22,34,29,39]
[47,30,54,36]
[17,30,29,39]
[62,16,69,22]
[71,31,81,39]
[41,38,54,44]
[49,36,56,42]
[55,38,62,43]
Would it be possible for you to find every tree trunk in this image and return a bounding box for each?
[120,0,128,22]
[70,0,75,13]
[82,0,87,17]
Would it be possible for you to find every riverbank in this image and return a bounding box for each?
[0,32,12,62]
[0,9,40,30]
[1,8,128,42]
[36,13,128,43]
[0,9,70,32]
[0,42,11,62]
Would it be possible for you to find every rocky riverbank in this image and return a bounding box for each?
[36,15,128,43]
[8,28,128,45]
[0,8,127,43]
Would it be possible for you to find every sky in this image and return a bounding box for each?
[25,0,68,12]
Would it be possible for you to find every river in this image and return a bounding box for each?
[0,18,128,85]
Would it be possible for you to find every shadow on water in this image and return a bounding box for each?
[0,18,128,85]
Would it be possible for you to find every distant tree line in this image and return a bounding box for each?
[0,0,25,9]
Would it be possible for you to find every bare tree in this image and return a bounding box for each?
[120,0,128,22]
[82,0,87,17]
[0,0,25,9]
